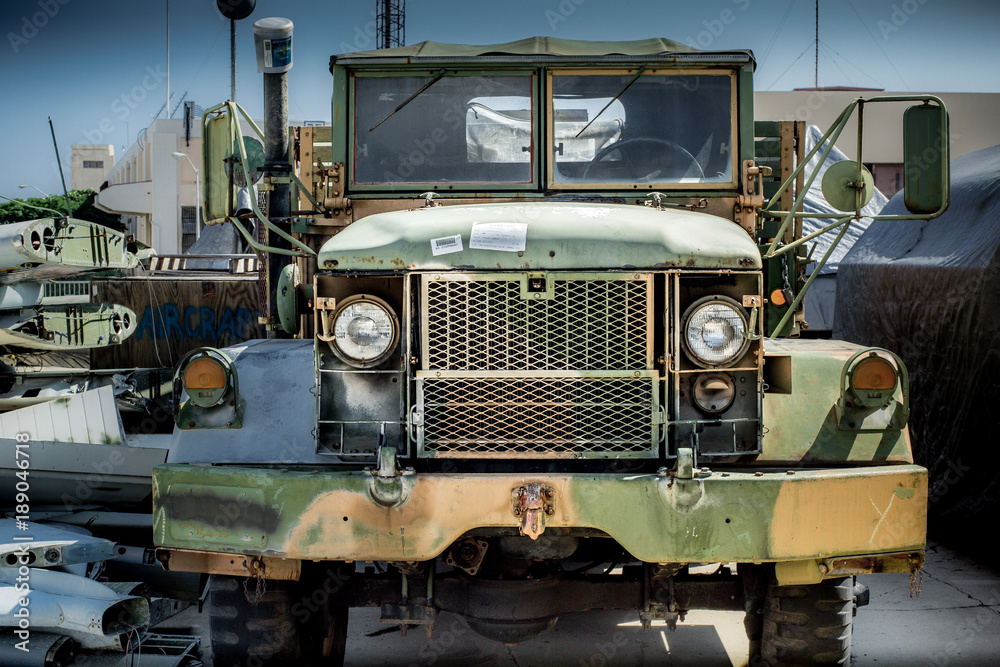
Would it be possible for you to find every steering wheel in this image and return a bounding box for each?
[583,137,705,181]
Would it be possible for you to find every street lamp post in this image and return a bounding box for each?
[18,184,50,198]
[172,151,201,241]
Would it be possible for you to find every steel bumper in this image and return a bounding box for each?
[152,463,926,565]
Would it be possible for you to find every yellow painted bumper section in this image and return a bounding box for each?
[152,463,926,564]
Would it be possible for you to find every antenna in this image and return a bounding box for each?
[216,1,256,102]
[376,0,405,49]
[231,18,236,101]
[166,0,170,119]
[48,116,73,221]
[814,0,819,88]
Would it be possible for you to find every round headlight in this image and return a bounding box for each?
[329,295,399,367]
[682,296,751,367]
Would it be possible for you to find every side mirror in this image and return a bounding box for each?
[903,103,949,214]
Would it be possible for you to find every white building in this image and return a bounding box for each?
[71,145,114,192]
[96,118,203,254]
[755,91,1000,198]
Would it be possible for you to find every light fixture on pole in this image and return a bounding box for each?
[172,151,201,240]
[18,184,50,198]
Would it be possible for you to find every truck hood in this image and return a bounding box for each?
[317,202,761,271]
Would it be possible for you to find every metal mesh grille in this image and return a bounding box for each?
[419,375,656,457]
[423,275,651,371]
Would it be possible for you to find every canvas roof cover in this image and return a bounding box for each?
[834,144,1000,526]
[334,36,754,65]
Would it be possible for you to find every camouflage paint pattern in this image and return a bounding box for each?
[153,463,925,566]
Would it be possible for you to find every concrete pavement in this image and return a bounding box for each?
[161,539,1000,666]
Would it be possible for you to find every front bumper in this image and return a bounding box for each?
[152,463,926,566]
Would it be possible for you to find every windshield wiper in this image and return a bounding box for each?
[369,69,447,132]
[574,66,645,138]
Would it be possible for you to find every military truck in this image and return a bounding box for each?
[151,36,949,666]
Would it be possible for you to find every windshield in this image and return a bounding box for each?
[550,71,734,186]
[353,74,534,185]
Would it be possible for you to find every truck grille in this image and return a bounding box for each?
[417,273,658,458]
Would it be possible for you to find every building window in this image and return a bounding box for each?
[181,205,202,253]
[83,160,104,169]
[864,162,904,199]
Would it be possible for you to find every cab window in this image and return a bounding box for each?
[549,71,735,187]
[352,74,534,186]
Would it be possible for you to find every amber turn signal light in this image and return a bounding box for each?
[852,356,896,391]
[184,357,227,390]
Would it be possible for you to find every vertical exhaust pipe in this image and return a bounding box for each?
[252,17,294,337]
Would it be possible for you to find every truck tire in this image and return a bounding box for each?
[209,574,348,667]
[760,577,853,666]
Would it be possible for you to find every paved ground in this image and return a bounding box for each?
[163,539,1000,666]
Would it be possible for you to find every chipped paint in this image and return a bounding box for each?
[317,202,761,272]
[762,338,913,463]
[153,463,927,564]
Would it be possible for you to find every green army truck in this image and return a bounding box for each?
[151,36,949,666]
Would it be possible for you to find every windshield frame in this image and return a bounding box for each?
[348,68,541,192]
[544,67,739,191]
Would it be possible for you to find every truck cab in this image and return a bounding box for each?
[153,37,940,666]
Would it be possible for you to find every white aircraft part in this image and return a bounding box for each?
[0,567,149,644]
[0,519,116,568]
[0,283,44,310]
[0,385,125,445]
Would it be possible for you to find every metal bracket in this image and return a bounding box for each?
[644,192,709,212]
[512,483,554,540]
[641,563,682,631]
[445,538,489,576]
[380,603,436,637]
[676,446,696,479]
[736,159,767,232]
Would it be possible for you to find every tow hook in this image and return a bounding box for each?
[512,483,554,540]
[368,442,414,508]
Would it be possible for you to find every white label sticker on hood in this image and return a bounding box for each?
[430,234,463,256]
[469,222,527,252]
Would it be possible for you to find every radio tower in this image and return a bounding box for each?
[376,0,405,49]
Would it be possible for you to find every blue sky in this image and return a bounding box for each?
[1,0,998,201]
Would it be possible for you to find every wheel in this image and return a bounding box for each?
[209,571,349,667]
[759,577,853,666]
[582,137,705,181]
